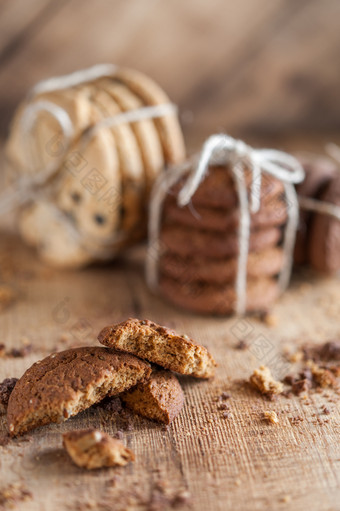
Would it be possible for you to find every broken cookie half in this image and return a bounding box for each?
[7,347,151,436]
[122,369,184,424]
[98,318,216,379]
[63,429,134,469]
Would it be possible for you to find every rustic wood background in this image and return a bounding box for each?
[0,0,340,145]
[1,2,340,510]
[0,232,340,511]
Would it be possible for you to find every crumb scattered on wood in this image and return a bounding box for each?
[0,483,32,509]
[63,429,134,470]
[249,365,283,399]
[235,340,248,350]
[263,410,279,424]
[0,378,18,413]
[0,341,33,359]
[0,285,16,312]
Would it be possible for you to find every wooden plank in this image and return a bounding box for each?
[0,221,339,510]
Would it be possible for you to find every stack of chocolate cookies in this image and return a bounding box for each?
[295,155,340,274]
[6,66,185,268]
[158,164,289,315]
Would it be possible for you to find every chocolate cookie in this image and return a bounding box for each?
[160,247,284,285]
[122,369,184,424]
[295,155,338,264]
[169,165,285,210]
[98,318,216,379]
[159,276,279,315]
[7,347,151,436]
[63,429,134,469]
[163,194,288,232]
[161,225,282,259]
[308,173,340,273]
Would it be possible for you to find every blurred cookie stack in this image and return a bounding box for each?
[154,163,290,315]
[5,65,185,268]
[295,154,340,274]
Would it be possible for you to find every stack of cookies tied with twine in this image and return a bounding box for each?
[2,64,185,268]
[294,148,340,274]
[146,134,305,316]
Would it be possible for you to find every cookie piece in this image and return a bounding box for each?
[121,369,184,424]
[170,165,285,210]
[249,365,283,398]
[159,276,279,315]
[63,429,134,469]
[101,78,164,191]
[18,200,92,268]
[114,67,186,164]
[161,225,282,259]
[98,318,216,379]
[295,155,337,264]
[7,347,151,436]
[160,247,284,285]
[0,378,18,414]
[308,173,340,273]
[163,194,288,232]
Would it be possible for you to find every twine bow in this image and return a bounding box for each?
[147,134,305,315]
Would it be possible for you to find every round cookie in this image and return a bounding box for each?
[294,155,338,265]
[89,85,145,237]
[308,173,340,274]
[6,87,93,178]
[18,200,92,268]
[114,67,186,164]
[159,275,279,315]
[170,165,285,210]
[160,225,282,259]
[56,98,122,247]
[100,78,164,191]
[160,247,285,284]
[163,194,288,232]
[7,346,151,436]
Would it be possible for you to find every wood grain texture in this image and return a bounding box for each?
[0,0,340,143]
[0,230,339,511]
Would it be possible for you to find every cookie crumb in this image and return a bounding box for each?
[263,410,279,424]
[280,495,291,503]
[0,378,18,413]
[220,392,231,400]
[263,313,278,327]
[0,482,32,508]
[63,429,134,469]
[250,365,283,398]
[7,344,33,358]
[235,340,248,350]
[0,285,16,311]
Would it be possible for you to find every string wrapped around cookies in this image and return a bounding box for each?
[2,64,185,268]
[146,134,305,316]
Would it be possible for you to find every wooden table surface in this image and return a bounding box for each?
[0,230,339,511]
